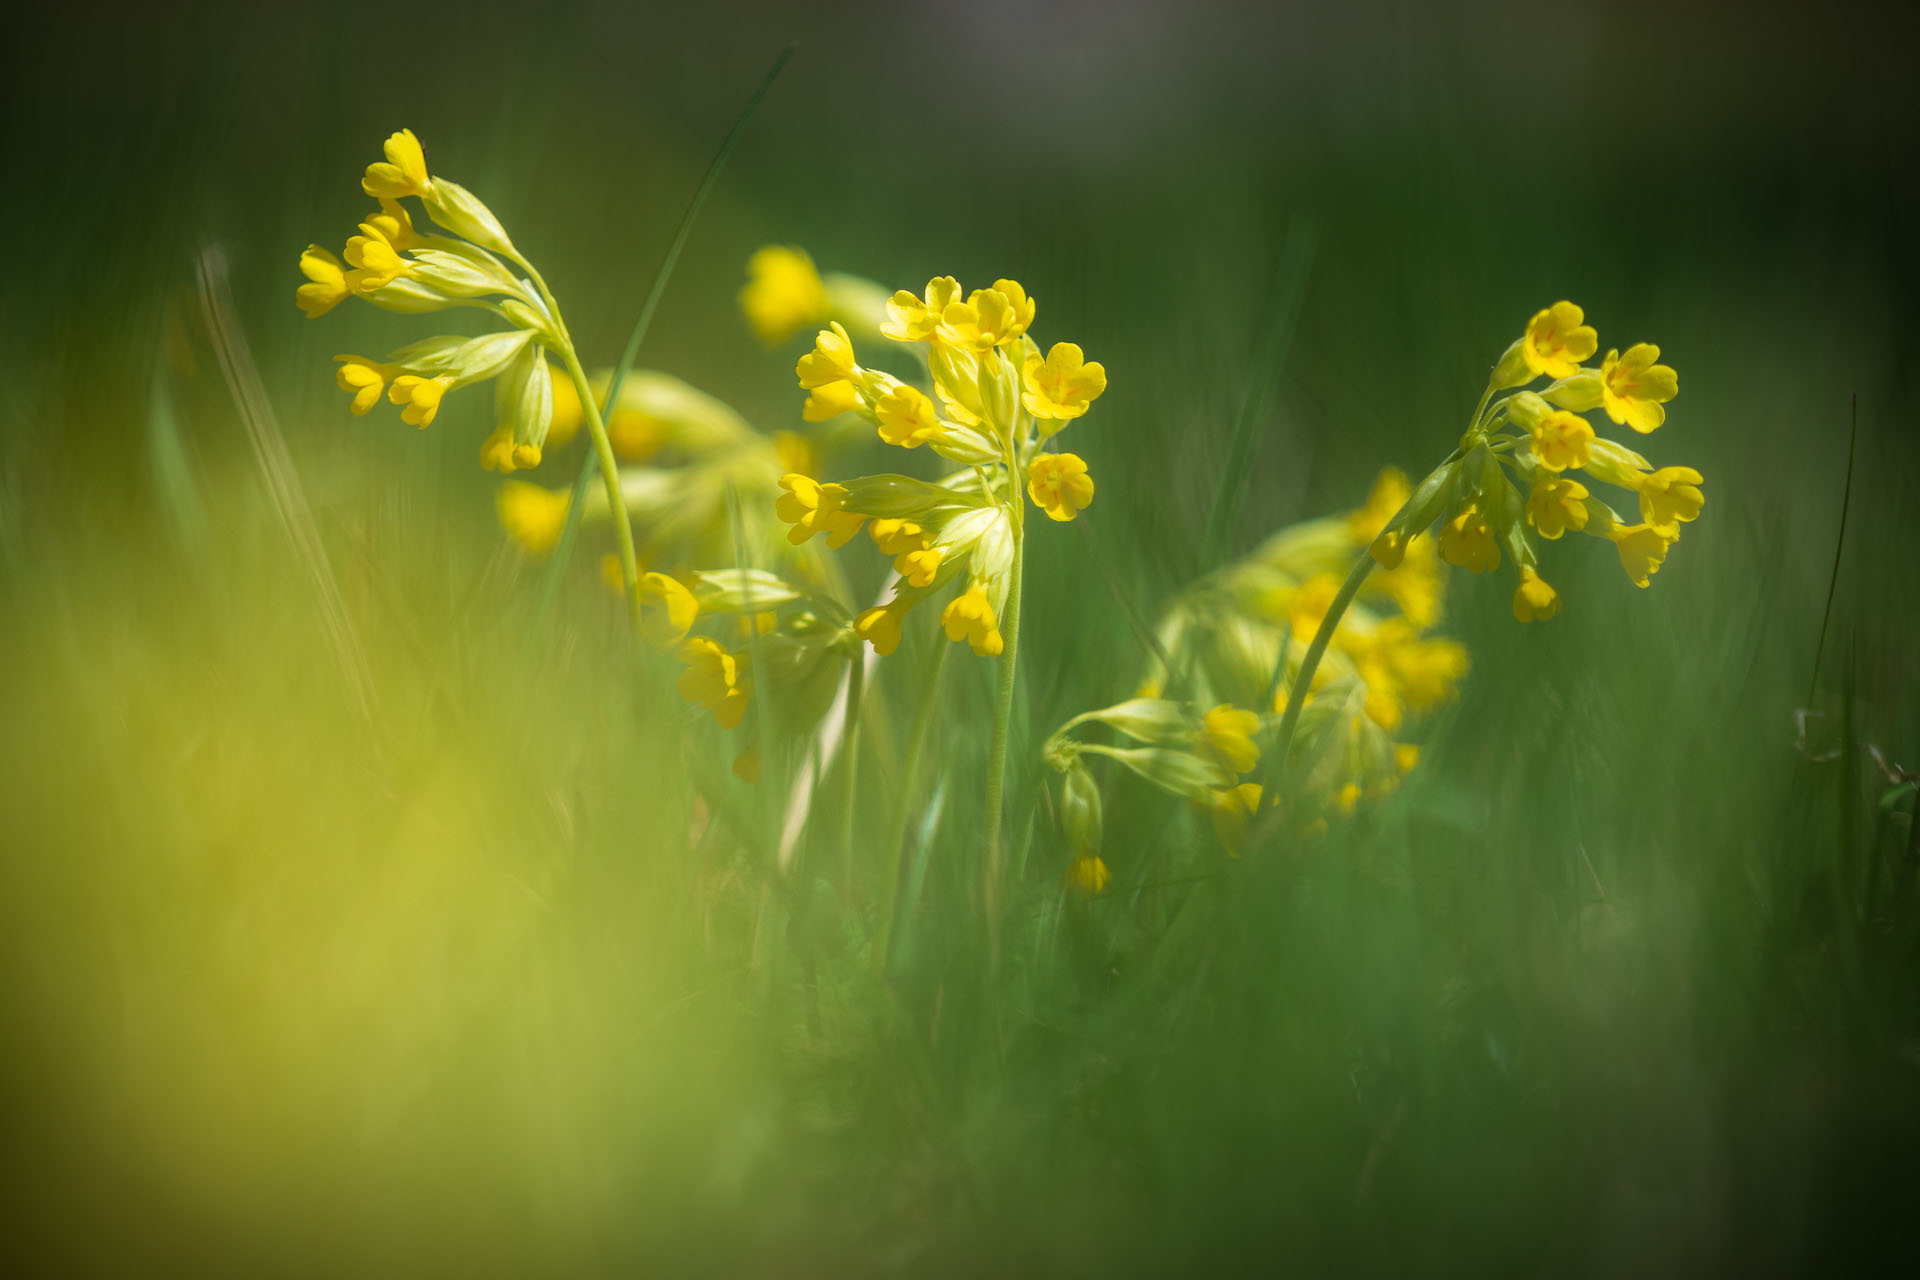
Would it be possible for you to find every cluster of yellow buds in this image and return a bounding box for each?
[1369,302,1703,620]
[1046,470,1468,886]
[296,129,583,475]
[776,275,1107,659]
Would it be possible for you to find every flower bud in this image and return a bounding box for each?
[423,178,515,254]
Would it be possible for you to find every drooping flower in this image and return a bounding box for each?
[1525,476,1590,539]
[388,375,450,427]
[1438,508,1500,573]
[362,128,433,200]
[1600,343,1678,434]
[1608,523,1674,588]
[332,355,394,415]
[941,582,1003,656]
[874,383,944,448]
[1634,466,1704,534]
[775,473,867,547]
[677,636,750,730]
[1021,342,1108,422]
[855,602,907,656]
[640,572,699,649]
[1065,854,1111,896]
[795,322,859,389]
[343,222,413,294]
[297,246,349,317]
[1027,452,1094,522]
[1511,565,1560,622]
[1199,705,1262,775]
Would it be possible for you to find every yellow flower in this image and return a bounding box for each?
[1027,453,1094,522]
[600,553,625,594]
[1210,782,1262,855]
[895,546,945,588]
[1522,301,1598,379]
[1512,565,1560,622]
[868,518,925,556]
[1369,528,1411,569]
[941,583,1003,656]
[875,383,943,448]
[332,354,394,415]
[1609,523,1674,588]
[1065,854,1111,896]
[774,430,817,478]
[479,427,531,473]
[296,246,348,317]
[677,636,750,730]
[607,408,662,462]
[1288,572,1341,643]
[1021,341,1107,421]
[1346,468,1411,543]
[1438,508,1500,573]
[362,128,432,200]
[342,222,413,294]
[496,481,572,554]
[881,276,963,344]
[547,364,583,448]
[388,375,449,427]
[364,197,426,252]
[1373,552,1444,630]
[774,473,866,548]
[640,572,699,648]
[1530,409,1595,472]
[1378,624,1469,712]
[1634,466,1704,534]
[1600,343,1678,434]
[740,245,827,345]
[1525,476,1590,539]
[938,282,1034,351]
[1395,744,1420,774]
[802,380,861,423]
[795,322,858,389]
[1200,705,1262,775]
[855,602,907,656]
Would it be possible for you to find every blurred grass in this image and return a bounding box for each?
[3,0,1919,1273]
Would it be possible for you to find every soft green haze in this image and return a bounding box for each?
[2,1,1916,1273]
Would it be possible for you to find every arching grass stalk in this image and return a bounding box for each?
[535,42,796,625]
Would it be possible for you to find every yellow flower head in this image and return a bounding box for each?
[676,636,750,730]
[547,365,583,448]
[297,246,348,317]
[802,380,861,423]
[1211,782,1263,855]
[939,282,1034,351]
[875,383,944,448]
[640,572,699,649]
[364,198,426,253]
[1512,565,1560,623]
[1200,705,1262,775]
[1525,476,1590,539]
[895,545,945,588]
[1347,468,1411,544]
[1609,523,1674,588]
[795,322,859,389]
[1600,343,1678,434]
[774,473,866,548]
[855,601,907,656]
[1635,466,1704,534]
[1438,508,1500,573]
[868,518,925,557]
[362,128,432,200]
[343,222,413,294]
[479,428,540,473]
[1021,342,1108,421]
[1027,452,1095,522]
[1530,409,1595,472]
[881,276,963,344]
[332,354,393,415]
[941,582,1003,657]
[607,408,663,462]
[1522,301,1598,379]
[740,245,827,345]
[388,374,449,427]
[496,481,572,554]
[1378,624,1469,712]
[1065,854,1111,896]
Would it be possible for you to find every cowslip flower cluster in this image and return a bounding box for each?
[1368,302,1702,620]
[1046,470,1466,884]
[297,129,580,476]
[777,275,1107,659]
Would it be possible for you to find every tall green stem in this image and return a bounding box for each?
[1263,549,1374,796]
[837,654,866,902]
[555,343,645,634]
[983,522,1025,966]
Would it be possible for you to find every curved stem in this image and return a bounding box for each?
[1262,549,1374,802]
[556,343,645,633]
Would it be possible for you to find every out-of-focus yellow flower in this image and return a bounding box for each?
[343,222,412,294]
[881,276,963,343]
[1065,854,1111,896]
[938,282,1034,351]
[297,246,349,317]
[1021,342,1107,421]
[332,354,394,415]
[1211,782,1262,854]
[802,380,861,423]
[855,602,907,656]
[1600,343,1678,434]
[1346,468,1411,543]
[868,518,925,556]
[1634,466,1704,534]
[1512,565,1560,622]
[388,374,449,427]
[1395,743,1420,774]
[1609,523,1674,588]
[1438,508,1499,573]
[1525,476,1590,539]
[775,473,867,548]
[677,636,750,730]
[1200,705,1261,775]
[497,480,572,554]
[941,583,1003,657]
[1530,409,1594,472]
[362,128,432,199]
[795,322,859,389]
[875,384,944,448]
[479,427,541,473]
[547,363,583,448]
[740,245,827,345]
[607,408,663,461]
[1289,572,1342,643]
[1521,300,1598,379]
[773,430,816,478]
[640,572,699,648]
[1027,452,1094,522]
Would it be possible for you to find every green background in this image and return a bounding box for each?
[3,0,1916,1272]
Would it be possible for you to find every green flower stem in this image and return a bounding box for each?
[983,517,1025,968]
[875,638,950,978]
[837,652,866,902]
[1262,548,1374,800]
[556,342,645,634]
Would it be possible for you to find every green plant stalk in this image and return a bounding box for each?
[837,653,866,902]
[983,519,1025,969]
[875,638,950,978]
[1262,548,1373,800]
[559,341,645,632]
